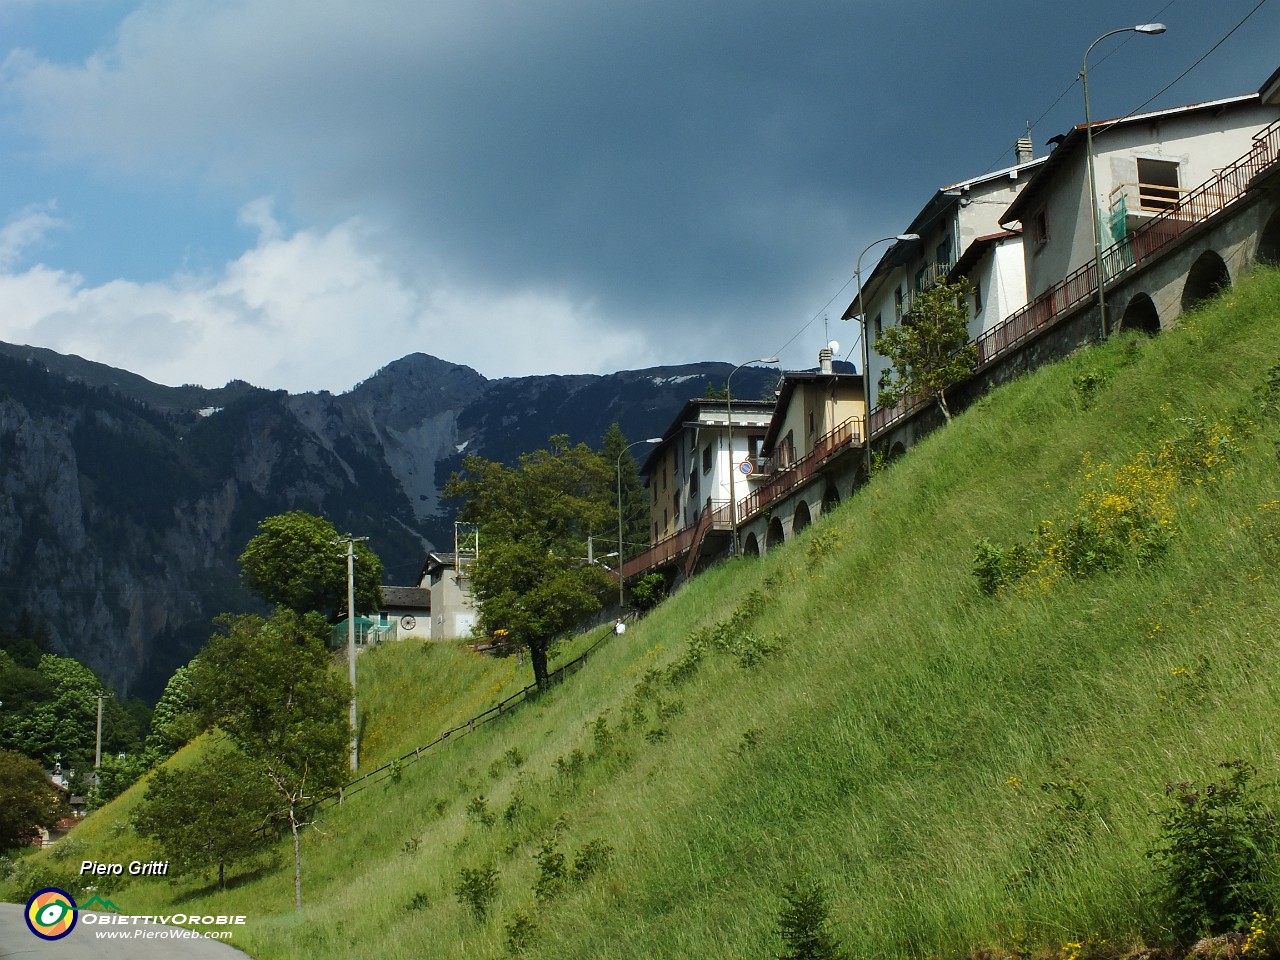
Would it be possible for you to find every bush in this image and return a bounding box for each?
[455,864,499,920]
[1148,760,1279,941]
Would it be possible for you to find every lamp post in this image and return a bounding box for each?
[727,357,779,556]
[617,437,662,609]
[1082,23,1166,339]
[851,234,920,480]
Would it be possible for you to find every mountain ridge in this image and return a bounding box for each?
[0,340,793,699]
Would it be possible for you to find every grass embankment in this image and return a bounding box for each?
[6,267,1280,959]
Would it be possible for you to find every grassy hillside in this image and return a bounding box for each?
[7,266,1280,959]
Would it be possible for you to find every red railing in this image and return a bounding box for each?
[869,117,1280,442]
[736,417,862,521]
[621,499,729,580]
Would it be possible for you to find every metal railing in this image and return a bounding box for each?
[621,499,729,581]
[736,418,862,521]
[868,117,1280,441]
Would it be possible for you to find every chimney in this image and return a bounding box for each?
[1015,137,1034,165]
[818,347,833,375]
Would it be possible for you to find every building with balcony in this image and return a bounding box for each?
[1000,91,1280,328]
[844,147,1045,407]
[640,396,776,547]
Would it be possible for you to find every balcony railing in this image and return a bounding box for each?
[736,417,862,521]
[869,117,1280,441]
[621,499,729,581]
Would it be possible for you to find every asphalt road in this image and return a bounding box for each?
[0,903,248,959]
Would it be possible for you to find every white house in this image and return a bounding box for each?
[640,396,776,543]
[844,147,1045,406]
[1000,92,1280,313]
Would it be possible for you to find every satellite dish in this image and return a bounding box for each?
[827,340,840,355]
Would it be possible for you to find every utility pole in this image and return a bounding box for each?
[340,535,369,772]
[95,692,105,769]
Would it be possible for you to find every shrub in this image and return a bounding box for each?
[455,864,499,920]
[533,837,567,902]
[1148,760,1279,941]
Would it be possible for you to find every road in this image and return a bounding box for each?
[0,903,248,959]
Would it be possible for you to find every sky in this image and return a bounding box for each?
[0,0,1276,394]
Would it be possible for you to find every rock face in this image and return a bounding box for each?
[0,344,785,700]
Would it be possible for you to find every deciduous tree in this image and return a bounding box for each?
[0,749,66,850]
[132,745,277,890]
[875,279,977,422]
[190,609,349,908]
[239,511,383,622]
[444,436,613,690]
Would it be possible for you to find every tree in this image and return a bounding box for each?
[239,511,384,622]
[444,435,613,690]
[145,662,201,755]
[875,279,977,422]
[0,749,66,850]
[132,746,277,890]
[600,423,650,557]
[190,609,350,908]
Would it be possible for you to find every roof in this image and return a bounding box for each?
[381,585,431,609]
[839,156,1045,321]
[1001,93,1261,226]
[640,397,777,476]
[761,371,864,452]
[1261,64,1280,105]
[948,230,1021,280]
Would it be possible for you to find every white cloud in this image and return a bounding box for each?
[0,200,651,393]
[0,202,61,269]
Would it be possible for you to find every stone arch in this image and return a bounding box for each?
[889,441,907,461]
[792,500,812,534]
[1258,205,1280,266]
[766,517,785,551]
[742,532,761,557]
[821,483,840,514]
[1180,249,1231,312]
[1119,292,1160,335]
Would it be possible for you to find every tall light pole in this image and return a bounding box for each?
[1083,23,1166,339]
[727,357,779,556]
[851,234,920,480]
[339,535,369,772]
[616,437,662,608]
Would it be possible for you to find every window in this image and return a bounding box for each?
[894,286,905,318]
[1137,158,1180,211]
[973,281,982,314]
[873,313,883,339]
[1031,208,1049,248]
[808,410,816,436]
[688,469,698,496]
[702,443,713,473]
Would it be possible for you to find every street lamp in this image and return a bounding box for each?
[617,437,662,609]
[850,234,920,480]
[1082,23,1166,339]
[727,356,779,556]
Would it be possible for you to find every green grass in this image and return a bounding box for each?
[6,266,1280,959]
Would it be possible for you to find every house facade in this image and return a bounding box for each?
[1001,93,1280,310]
[421,551,478,640]
[845,149,1045,406]
[640,397,776,543]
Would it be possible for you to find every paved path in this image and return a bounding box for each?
[0,903,248,959]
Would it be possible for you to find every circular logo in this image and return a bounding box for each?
[25,887,78,941]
